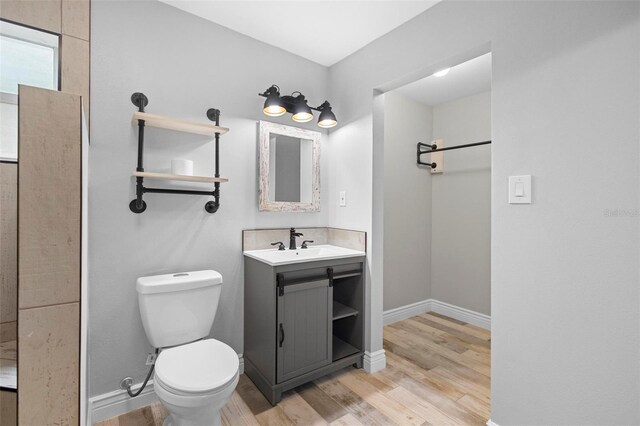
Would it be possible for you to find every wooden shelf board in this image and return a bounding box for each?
[332,335,359,362]
[132,171,228,183]
[333,301,358,321]
[132,112,229,136]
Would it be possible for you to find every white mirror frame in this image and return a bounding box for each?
[259,120,321,212]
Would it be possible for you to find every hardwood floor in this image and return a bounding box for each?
[95,313,490,425]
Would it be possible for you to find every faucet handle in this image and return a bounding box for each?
[301,240,314,249]
[271,241,285,251]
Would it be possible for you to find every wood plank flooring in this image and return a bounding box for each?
[95,313,490,425]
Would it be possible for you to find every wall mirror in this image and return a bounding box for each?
[259,121,320,212]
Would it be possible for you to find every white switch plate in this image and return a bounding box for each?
[509,175,532,204]
[339,191,347,207]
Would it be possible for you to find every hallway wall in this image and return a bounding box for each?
[431,91,491,315]
[382,92,433,311]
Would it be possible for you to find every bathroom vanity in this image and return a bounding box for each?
[243,245,365,404]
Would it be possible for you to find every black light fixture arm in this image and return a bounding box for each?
[259,87,310,107]
[258,84,281,98]
[128,92,225,214]
[311,100,332,112]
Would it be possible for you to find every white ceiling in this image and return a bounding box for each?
[395,53,492,107]
[158,0,441,66]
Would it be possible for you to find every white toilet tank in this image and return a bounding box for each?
[136,270,223,348]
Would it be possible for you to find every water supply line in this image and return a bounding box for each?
[120,348,159,398]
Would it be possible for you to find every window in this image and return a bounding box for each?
[0,20,59,161]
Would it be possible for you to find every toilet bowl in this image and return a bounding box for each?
[136,271,239,426]
[154,339,240,426]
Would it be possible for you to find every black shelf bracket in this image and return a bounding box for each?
[417,140,492,169]
[128,92,225,214]
[206,108,221,214]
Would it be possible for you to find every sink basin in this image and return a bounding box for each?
[243,244,365,266]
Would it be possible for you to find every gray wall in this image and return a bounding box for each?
[431,91,491,315]
[90,1,330,397]
[382,92,432,311]
[327,1,639,424]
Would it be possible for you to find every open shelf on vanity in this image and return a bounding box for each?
[332,335,359,361]
[332,301,358,320]
[331,272,364,363]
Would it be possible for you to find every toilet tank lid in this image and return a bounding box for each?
[136,270,222,294]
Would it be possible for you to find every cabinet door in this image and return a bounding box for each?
[277,278,332,383]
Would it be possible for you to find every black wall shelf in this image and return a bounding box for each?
[129,92,229,214]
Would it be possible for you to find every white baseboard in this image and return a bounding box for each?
[238,353,245,374]
[363,350,386,373]
[429,299,491,330]
[486,419,499,426]
[383,299,491,330]
[88,380,158,425]
[88,353,244,425]
[382,299,432,325]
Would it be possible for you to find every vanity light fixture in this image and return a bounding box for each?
[259,85,337,128]
[291,93,313,123]
[432,68,451,77]
[317,101,337,128]
[262,85,286,117]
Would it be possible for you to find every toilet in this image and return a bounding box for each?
[136,270,239,426]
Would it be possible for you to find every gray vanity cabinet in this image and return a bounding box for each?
[244,255,365,405]
[277,278,332,382]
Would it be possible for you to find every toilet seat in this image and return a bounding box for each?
[155,339,239,396]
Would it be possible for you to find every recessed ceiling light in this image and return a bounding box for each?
[433,68,450,77]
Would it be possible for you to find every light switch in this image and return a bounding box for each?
[339,191,347,207]
[509,175,532,204]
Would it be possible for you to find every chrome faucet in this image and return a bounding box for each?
[289,228,303,250]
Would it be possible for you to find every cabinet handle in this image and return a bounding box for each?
[279,323,285,347]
